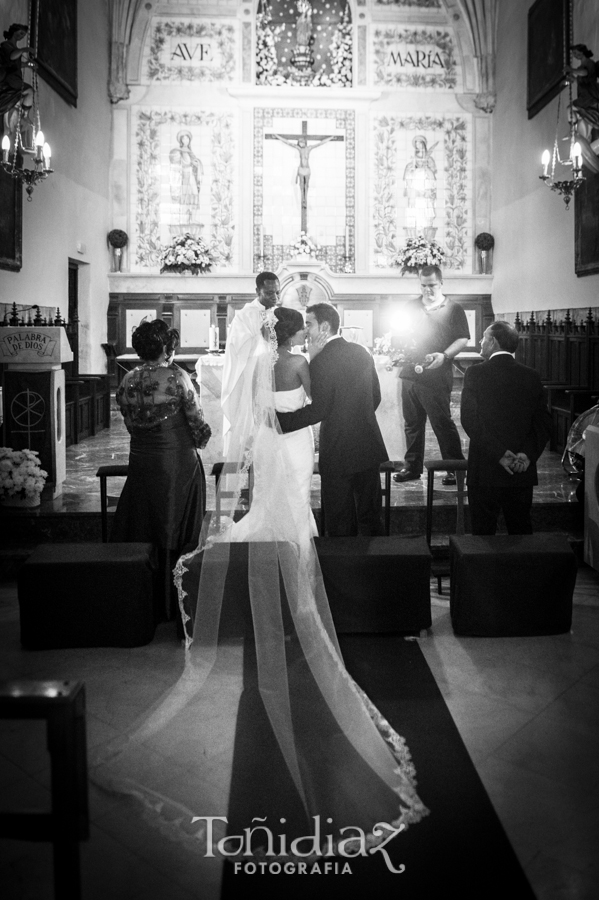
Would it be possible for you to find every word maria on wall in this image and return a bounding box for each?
[387,46,445,70]
[373,28,458,89]
[145,18,238,82]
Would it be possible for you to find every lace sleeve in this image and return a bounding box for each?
[115,377,134,434]
[175,367,212,449]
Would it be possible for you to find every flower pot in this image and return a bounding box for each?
[476,247,493,274]
[1,493,41,508]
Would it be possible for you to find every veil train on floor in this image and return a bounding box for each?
[91,306,427,874]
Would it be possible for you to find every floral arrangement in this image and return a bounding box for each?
[373,332,393,355]
[0,448,47,501]
[393,237,446,275]
[474,232,494,251]
[291,232,319,258]
[373,332,429,373]
[160,233,218,275]
[107,229,128,249]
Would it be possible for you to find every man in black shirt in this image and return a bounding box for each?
[393,265,470,485]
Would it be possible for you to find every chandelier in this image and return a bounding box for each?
[539,85,584,210]
[0,6,53,201]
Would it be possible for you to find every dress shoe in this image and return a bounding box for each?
[441,472,457,486]
[393,468,421,483]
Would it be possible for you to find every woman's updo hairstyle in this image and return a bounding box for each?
[132,319,180,361]
[274,307,305,347]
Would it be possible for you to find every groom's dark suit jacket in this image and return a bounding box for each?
[277,337,388,477]
[461,354,552,488]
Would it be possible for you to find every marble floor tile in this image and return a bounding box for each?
[1,555,599,899]
[525,852,599,900]
[476,755,594,850]
[432,687,535,764]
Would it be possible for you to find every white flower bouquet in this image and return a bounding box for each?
[0,448,48,503]
[160,233,218,275]
[393,237,446,275]
[291,232,319,258]
[373,332,393,355]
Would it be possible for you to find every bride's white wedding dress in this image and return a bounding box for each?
[231,385,318,544]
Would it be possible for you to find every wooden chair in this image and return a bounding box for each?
[96,464,129,541]
[211,460,394,536]
[0,680,89,899]
[424,458,468,593]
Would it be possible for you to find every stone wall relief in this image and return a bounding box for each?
[140,17,238,84]
[372,114,471,271]
[132,109,236,271]
[372,24,460,89]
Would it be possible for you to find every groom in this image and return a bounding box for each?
[277,302,388,536]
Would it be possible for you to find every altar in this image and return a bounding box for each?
[196,350,406,469]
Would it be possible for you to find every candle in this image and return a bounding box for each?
[259,227,264,259]
[35,130,44,162]
[541,149,550,178]
[345,226,349,257]
[2,134,9,163]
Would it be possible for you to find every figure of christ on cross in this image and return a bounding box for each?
[266,121,344,233]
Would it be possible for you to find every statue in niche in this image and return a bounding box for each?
[169,130,203,227]
[291,0,314,80]
[403,135,438,240]
[296,0,313,48]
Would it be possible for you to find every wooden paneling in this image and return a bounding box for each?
[515,310,599,452]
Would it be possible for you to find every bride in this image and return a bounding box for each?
[229,306,317,544]
[92,302,428,887]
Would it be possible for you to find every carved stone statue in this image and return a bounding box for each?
[0,23,33,117]
[567,45,599,131]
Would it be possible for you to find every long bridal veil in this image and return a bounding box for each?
[91,305,427,877]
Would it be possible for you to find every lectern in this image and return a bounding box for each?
[0,327,73,498]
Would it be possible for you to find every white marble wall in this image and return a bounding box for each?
[111,0,491,287]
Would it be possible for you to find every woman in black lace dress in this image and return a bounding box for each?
[111,319,211,619]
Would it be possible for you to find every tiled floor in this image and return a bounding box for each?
[0,566,599,900]
[1,399,598,898]
[0,571,598,899]
[14,395,585,517]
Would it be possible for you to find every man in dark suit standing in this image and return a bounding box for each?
[461,321,552,534]
[277,302,388,536]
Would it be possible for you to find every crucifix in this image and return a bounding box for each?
[266,121,344,234]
